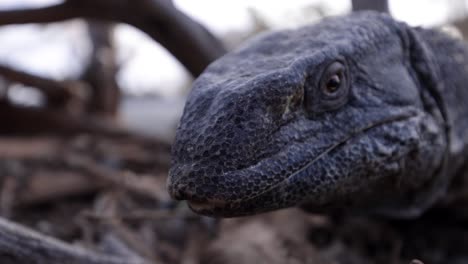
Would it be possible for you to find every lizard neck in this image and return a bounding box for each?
[417,28,468,172]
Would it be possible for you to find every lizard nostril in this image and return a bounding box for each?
[168,182,193,201]
[167,164,194,200]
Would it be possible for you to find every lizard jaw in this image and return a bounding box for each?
[187,199,227,213]
[169,111,419,217]
[229,111,419,205]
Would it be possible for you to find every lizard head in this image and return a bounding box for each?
[167,12,447,217]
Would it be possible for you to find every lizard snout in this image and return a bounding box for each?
[167,181,190,200]
[167,165,191,200]
[168,176,227,214]
[167,165,213,203]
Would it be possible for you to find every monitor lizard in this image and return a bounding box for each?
[167,11,468,218]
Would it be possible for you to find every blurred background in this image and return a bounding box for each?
[1,0,467,142]
[1,1,468,264]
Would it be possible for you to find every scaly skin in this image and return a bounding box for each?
[167,12,468,218]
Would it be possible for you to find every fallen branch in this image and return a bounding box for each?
[82,209,199,221]
[0,64,88,110]
[0,0,226,76]
[0,137,62,159]
[0,100,117,135]
[65,154,170,202]
[0,217,148,264]
[16,170,104,206]
[82,21,120,116]
[0,2,76,24]
[0,100,171,146]
[121,0,226,76]
[0,136,170,206]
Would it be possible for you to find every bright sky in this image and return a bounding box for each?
[0,0,465,97]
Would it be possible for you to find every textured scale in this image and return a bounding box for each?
[167,12,468,218]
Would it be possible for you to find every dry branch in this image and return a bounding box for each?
[0,64,87,110]
[0,1,215,262]
[0,135,169,206]
[16,170,104,206]
[0,100,113,135]
[0,217,148,264]
[82,21,120,116]
[82,209,197,222]
[0,137,62,159]
[65,154,169,202]
[122,0,226,76]
[0,0,226,76]
[0,100,167,141]
[0,3,76,25]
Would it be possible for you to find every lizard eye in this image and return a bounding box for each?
[304,60,350,115]
[324,73,342,94]
[321,62,347,96]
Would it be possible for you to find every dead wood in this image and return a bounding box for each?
[82,21,120,116]
[0,216,149,264]
[0,64,88,111]
[0,0,226,76]
[64,154,169,202]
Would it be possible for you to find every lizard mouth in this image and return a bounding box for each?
[169,109,419,217]
[187,199,227,212]
[237,111,419,202]
[185,111,419,216]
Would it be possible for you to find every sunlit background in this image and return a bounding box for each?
[0,0,466,140]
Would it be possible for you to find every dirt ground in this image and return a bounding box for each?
[2,134,468,264]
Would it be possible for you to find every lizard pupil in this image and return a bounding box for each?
[325,74,341,93]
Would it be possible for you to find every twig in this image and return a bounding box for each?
[0,137,63,158]
[82,21,120,116]
[0,216,149,263]
[106,218,157,260]
[0,100,169,141]
[64,154,169,202]
[16,170,105,206]
[0,64,88,110]
[0,2,76,24]
[0,176,17,216]
[81,209,199,221]
[124,0,226,76]
[0,136,169,206]
[0,100,111,135]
